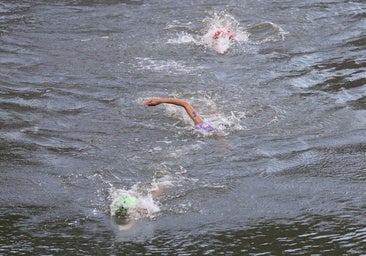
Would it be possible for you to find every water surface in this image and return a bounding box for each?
[1,0,365,255]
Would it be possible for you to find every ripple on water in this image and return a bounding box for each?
[110,213,366,255]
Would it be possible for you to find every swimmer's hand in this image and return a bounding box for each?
[143,98,162,106]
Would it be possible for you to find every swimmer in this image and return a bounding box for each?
[201,12,249,54]
[213,28,235,40]
[143,97,214,132]
[111,182,168,231]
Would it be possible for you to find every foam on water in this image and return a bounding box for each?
[167,32,198,45]
[133,57,197,74]
[203,110,245,135]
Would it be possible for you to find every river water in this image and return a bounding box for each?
[1,0,366,255]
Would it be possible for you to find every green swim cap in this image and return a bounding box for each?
[115,195,138,218]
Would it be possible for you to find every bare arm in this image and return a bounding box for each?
[143,98,204,125]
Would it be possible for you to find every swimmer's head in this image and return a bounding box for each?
[114,195,138,218]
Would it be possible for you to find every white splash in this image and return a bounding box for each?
[168,12,249,54]
[204,110,246,135]
[167,32,198,45]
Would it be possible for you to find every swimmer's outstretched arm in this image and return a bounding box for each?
[143,98,204,125]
